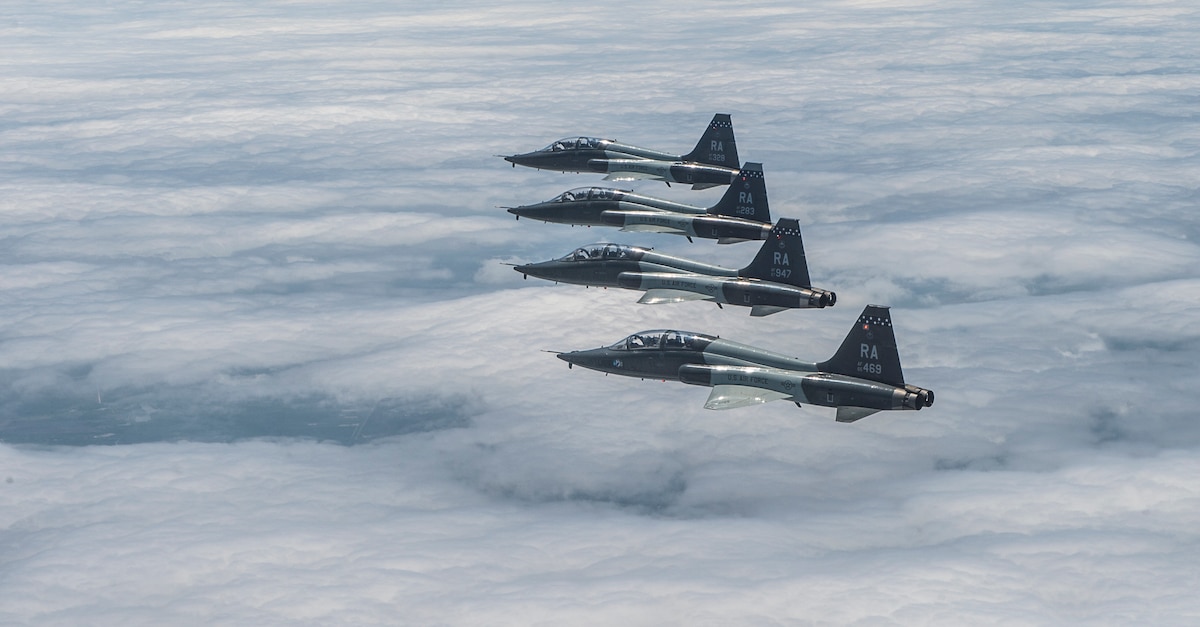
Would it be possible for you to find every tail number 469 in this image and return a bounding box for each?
[857,361,882,375]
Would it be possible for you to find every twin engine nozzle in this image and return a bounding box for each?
[809,289,836,308]
[902,384,935,409]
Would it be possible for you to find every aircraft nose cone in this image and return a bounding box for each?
[553,348,618,373]
[513,262,554,281]
[508,204,562,222]
[503,152,539,168]
[508,205,544,220]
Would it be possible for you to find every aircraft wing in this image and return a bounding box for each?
[704,385,792,410]
[638,289,712,305]
[836,406,881,423]
[750,305,789,317]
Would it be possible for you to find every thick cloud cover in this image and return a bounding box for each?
[3,0,1200,624]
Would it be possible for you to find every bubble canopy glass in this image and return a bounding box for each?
[558,243,640,262]
[608,330,714,351]
[540,137,605,152]
[547,187,619,203]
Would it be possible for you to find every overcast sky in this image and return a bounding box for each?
[3,0,1200,624]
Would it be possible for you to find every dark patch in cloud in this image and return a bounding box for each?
[1102,335,1200,354]
[889,277,987,308]
[1026,273,1097,297]
[0,383,478,445]
[1089,407,1128,445]
[934,454,1009,472]
[456,445,691,514]
[531,473,688,513]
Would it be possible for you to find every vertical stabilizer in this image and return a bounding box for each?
[818,306,906,387]
[708,163,770,223]
[738,218,812,287]
[682,113,739,168]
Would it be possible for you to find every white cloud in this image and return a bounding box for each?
[3,0,1200,623]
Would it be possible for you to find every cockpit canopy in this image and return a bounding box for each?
[558,243,646,262]
[608,330,714,351]
[540,137,607,152]
[548,187,620,203]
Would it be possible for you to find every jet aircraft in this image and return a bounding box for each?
[555,305,934,422]
[507,162,772,244]
[502,113,740,189]
[514,218,835,316]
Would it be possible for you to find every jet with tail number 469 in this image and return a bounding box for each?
[502,114,740,190]
[507,162,772,244]
[515,218,835,316]
[555,305,934,422]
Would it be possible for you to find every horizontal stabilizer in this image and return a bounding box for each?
[692,183,720,190]
[836,406,880,423]
[638,289,712,305]
[716,237,751,245]
[704,385,790,410]
[620,224,688,235]
[750,305,789,317]
[604,171,664,182]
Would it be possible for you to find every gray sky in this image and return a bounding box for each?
[3,1,1200,624]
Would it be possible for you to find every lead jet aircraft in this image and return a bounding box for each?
[507,162,772,244]
[514,218,835,316]
[502,114,739,189]
[555,305,934,422]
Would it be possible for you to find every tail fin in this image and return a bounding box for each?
[818,305,906,387]
[708,162,770,223]
[738,218,812,287]
[682,113,738,168]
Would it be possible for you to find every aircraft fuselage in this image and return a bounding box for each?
[590,158,740,189]
[514,246,731,286]
[505,191,770,243]
[503,138,678,171]
[599,210,772,243]
[515,242,834,315]
[556,331,928,413]
[554,306,935,419]
[502,113,742,188]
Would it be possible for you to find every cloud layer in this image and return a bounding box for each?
[2,0,1200,624]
